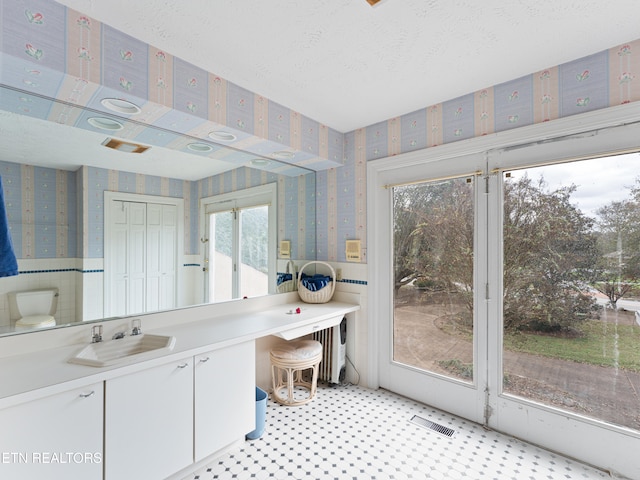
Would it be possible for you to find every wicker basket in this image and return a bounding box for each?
[297,261,335,304]
[277,260,297,293]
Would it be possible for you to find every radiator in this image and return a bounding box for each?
[312,316,347,384]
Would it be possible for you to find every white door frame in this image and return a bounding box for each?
[367,102,640,479]
[199,183,277,302]
[368,150,488,423]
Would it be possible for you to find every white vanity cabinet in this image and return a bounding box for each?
[104,356,194,480]
[0,382,103,480]
[194,340,256,461]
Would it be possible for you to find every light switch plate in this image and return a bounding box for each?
[346,240,361,262]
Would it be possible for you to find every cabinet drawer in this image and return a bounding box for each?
[274,314,343,340]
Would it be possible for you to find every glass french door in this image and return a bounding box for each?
[496,152,640,432]
[380,169,488,424]
[384,154,640,428]
[205,205,269,303]
[373,119,640,478]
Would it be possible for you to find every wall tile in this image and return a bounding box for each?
[101,25,149,101]
[268,100,291,145]
[474,88,495,136]
[66,8,102,88]
[494,76,534,132]
[148,47,173,107]
[559,51,609,116]
[533,67,559,123]
[208,74,228,126]
[400,109,428,153]
[315,170,328,260]
[365,122,388,161]
[443,93,475,143]
[427,104,443,147]
[254,95,269,139]
[173,57,208,119]
[387,117,402,157]
[227,82,255,134]
[302,116,320,156]
[2,0,66,73]
[289,111,302,151]
[608,40,640,105]
[328,127,344,165]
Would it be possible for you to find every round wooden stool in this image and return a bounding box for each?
[270,339,322,406]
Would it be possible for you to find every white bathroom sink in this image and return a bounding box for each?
[68,334,176,367]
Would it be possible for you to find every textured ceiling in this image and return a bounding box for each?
[53,0,640,133]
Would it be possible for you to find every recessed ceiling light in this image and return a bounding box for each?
[251,158,271,167]
[88,117,124,131]
[272,151,295,160]
[101,138,150,154]
[208,130,236,142]
[100,98,141,115]
[187,142,213,153]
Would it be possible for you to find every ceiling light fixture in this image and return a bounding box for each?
[271,151,295,160]
[100,98,141,115]
[88,117,124,131]
[187,142,213,153]
[101,138,150,154]
[208,130,237,142]
[251,158,271,167]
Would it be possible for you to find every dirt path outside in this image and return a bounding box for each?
[393,290,640,431]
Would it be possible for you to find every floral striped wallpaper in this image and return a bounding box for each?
[0,0,343,170]
[0,161,77,259]
[330,39,640,263]
[1,161,314,260]
[1,1,639,264]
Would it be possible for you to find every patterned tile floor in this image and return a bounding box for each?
[184,384,616,480]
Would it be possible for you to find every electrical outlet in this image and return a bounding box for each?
[336,268,343,281]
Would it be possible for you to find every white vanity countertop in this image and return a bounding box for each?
[0,299,359,409]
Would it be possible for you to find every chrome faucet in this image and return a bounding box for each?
[112,331,126,340]
[91,325,103,343]
[131,319,142,336]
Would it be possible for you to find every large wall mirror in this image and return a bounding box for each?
[0,85,317,337]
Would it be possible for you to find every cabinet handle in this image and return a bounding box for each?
[176,363,189,369]
[199,357,210,363]
[79,391,95,398]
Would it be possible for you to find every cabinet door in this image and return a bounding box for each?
[105,357,193,480]
[194,341,255,461]
[0,382,103,480]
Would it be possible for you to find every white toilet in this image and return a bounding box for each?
[8,288,58,330]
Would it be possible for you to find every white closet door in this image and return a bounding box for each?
[109,202,129,317]
[128,202,147,315]
[146,204,162,312]
[105,193,183,318]
[146,203,177,312]
[107,201,146,317]
[159,204,177,310]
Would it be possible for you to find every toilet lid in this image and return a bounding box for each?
[16,315,56,327]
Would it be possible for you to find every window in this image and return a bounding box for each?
[201,184,277,302]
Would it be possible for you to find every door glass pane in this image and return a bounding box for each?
[239,205,269,298]
[502,152,640,431]
[393,177,475,383]
[208,211,233,302]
